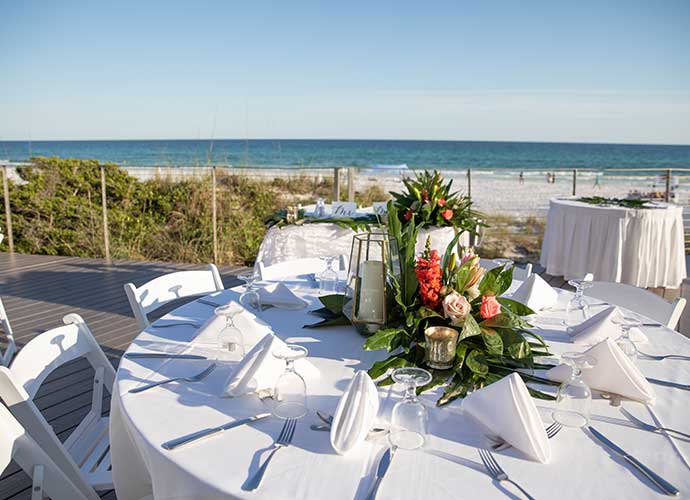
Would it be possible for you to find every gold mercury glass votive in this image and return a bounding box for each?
[424,326,459,370]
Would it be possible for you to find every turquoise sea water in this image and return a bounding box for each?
[1,139,689,175]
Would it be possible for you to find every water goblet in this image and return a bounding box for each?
[390,367,433,450]
[272,344,309,419]
[612,316,642,360]
[318,256,339,293]
[564,277,594,326]
[237,271,262,312]
[214,304,245,363]
[553,352,597,428]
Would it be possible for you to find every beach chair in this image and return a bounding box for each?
[258,256,347,281]
[480,258,532,281]
[584,281,686,330]
[124,264,224,329]
[0,297,16,366]
[0,314,115,500]
[0,402,90,500]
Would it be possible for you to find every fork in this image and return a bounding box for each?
[478,448,536,500]
[621,408,690,439]
[150,321,201,329]
[637,351,690,361]
[242,418,297,491]
[129,364,216,393]
[490,422,562,451]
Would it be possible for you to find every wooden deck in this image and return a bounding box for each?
[0,252,681,499]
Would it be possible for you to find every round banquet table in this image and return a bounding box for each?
[111,278,690,500]
[540,198,686,288]
[255,206,468,268]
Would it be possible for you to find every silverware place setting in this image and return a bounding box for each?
[638,351,690,361]
[488,422,562,451]
[242,418,297,491]
[646,377,690,391]
[620,408,690,440]
[162,413,272,450]
[478,448,536,500]
[150,320,201,329]
[124,352,208,360]
[365,445,396,500]
[128,363,216,394]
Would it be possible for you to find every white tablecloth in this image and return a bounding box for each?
[111,278,690,500]
[540,198,687,288]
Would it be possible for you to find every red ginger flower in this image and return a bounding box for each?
[438,198,446,207]
[480,295,502,319]
[441,209,453,221]
[403,210,413,221]
[415,249,443,310]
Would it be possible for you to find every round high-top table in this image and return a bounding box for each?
[540,198,686,288]
[111,279,690,500]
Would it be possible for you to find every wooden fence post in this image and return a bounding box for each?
[467,168,472,201]
[1,165,14,253]
[212,166,218,264]
[572,169,577,196]
[347,167,355,202]
[333,167,341,201]
[99,166,111,263]
[665,168,672,202]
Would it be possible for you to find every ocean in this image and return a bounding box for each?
[1,140,690,176]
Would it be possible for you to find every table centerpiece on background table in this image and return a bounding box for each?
[574,196,653,209]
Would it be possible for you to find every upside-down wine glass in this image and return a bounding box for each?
[214,304,245,363]
[553,352,597,428]
[564,277,594,326]
[237,271,262,312]
[319,256,339,293]
[390,367,433,450]
[272,344,309,419]
[612,316,642,360]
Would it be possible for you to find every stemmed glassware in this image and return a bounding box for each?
[613,316,642,360]
[553,352,597,427]
[214,304,245,363]
[390,367,433,450]
[564,277,594,326]
[318,256,339,293]
[238,271,262,312]
[272,344,309,419]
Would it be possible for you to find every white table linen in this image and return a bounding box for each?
[540,198,686,288]
[111,282,690,500]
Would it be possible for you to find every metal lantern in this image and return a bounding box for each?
[344,232,401,335]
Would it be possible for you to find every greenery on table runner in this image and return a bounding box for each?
[264,208,381,231]
[391,170,483,232]
[576,196,651,209]
[362,201,557,406]
[304,294,352,328]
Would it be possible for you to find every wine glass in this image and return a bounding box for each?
[214,304,245,363]
[237,271,262,312]
[564,277,594,326]
[493,258,514,270]
[319,256,339,293]
[553,352,597,427]
[390,367,433,450]
[272,344,309,419]
[613,316,642,360]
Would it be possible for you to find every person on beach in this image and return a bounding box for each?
[519,171,524,184]
[594,173,601,188]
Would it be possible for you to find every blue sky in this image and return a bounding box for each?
[1,0,689,143]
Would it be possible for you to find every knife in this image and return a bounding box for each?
[588,426,679,496]
[198,298,225,307]
[647,378,690,391]
[162,413,272,450]
[365,446,396,500]
[125,353,207,360]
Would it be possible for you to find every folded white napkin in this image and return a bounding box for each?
[547,338,655,404]
[510,274,558,311]
[567,306,648,345]
[258,283,308,309]
[462,373,551,463]
[330,371,379,455]
[192,302,273,347]
[222,333,319,398]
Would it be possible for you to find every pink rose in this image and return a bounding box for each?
[480,295,501,319]
[443,291,471,326]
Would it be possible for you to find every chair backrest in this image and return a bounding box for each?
[0,314,113,500]
[258,256,347,281]
[0,403,90,500]
[479,258,532,281]
[124,264,224,329]
[584,281,687,330]
[0,297,16,367]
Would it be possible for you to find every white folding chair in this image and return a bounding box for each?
[479,258,533,281]
[584,281,686,330]
[124,263,224,329]
[0,297,16,367]
[0,314,115,500]
[0,403,90,500]
[258,256,347,281]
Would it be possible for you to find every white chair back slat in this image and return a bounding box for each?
[0,404,91,500]
[584,281,687,330]
[0,297,16,367]
[0,314,114,499]
[258,256,347,281]
[479,258,532,281]
[125,264,224,329]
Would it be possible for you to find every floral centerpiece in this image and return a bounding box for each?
[362,201,555,406]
